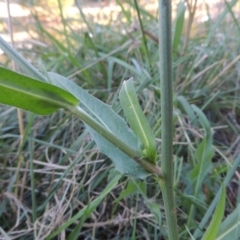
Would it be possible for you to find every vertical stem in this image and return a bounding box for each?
[158,0,179,239]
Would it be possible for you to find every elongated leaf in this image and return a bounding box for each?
[202,186,226,240]
[188,105,214,230]
[190,139,214,198]
[216,204,240,240]
[177,95,199,127]
[190,105,214,199]
[173,2,185,60]
[0,67,79,115]
[119,78,157,164]
[48,72,150,179]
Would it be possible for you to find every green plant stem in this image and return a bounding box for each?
[69,106,162,177]
[158,0,179,239]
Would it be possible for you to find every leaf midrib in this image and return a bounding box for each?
[0,80,67,108]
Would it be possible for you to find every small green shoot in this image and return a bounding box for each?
[119,78,157,164]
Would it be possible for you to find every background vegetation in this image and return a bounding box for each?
[0,0,240,239]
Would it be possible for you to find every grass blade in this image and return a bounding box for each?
[0,36,47,82]
[216,204,240,240]
[201,186,226,240]
[173,2,185,60]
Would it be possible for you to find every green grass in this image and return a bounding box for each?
[0,0,240,239]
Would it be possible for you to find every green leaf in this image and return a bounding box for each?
[0,67,79,115]
[119,78,157,164]
[190,137,214,200]
[190,105,214,199]
[216,204,240,240]
[177,95,199,127]
[173,2,185,60]
[188,105,214,230]
[114,180,140,203]
[202,186,226,240]
[48,72,150,179]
